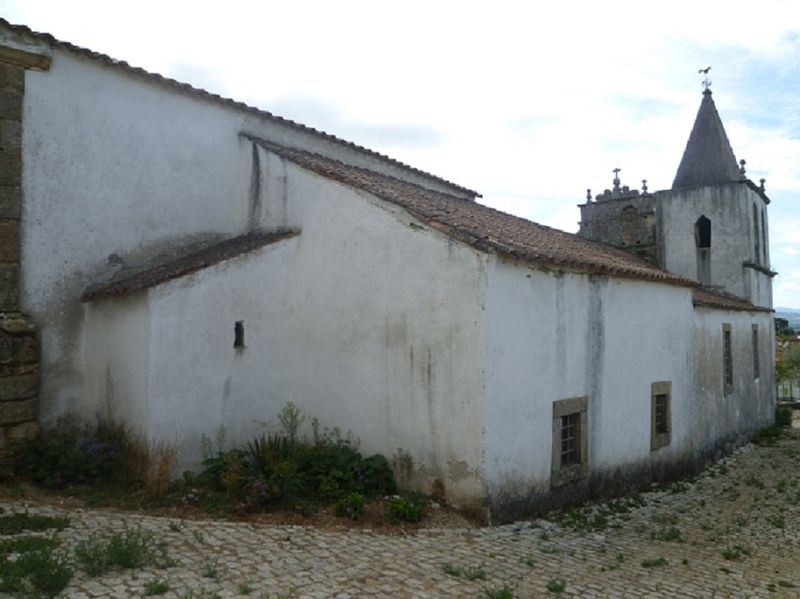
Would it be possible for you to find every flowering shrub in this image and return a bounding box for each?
[16,417,128,489]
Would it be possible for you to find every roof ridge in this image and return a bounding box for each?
[255,140,696,287]
[0,18,480,199]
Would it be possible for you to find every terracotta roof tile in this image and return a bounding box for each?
[253,138,697,287]
[692,287,771,313]
[0,18,479,199]
[82,230,298,301]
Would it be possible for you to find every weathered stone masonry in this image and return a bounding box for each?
[0,58,39,475]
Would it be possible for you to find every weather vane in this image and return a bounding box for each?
[698,66,711,90]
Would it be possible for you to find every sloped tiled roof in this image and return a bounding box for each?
[0,18,479,199]
[82,230,299,301]
[672,90,742,190]
[251,137,697,287]
[692,287,771,313]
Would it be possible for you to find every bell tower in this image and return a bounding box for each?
[579,88,775,309]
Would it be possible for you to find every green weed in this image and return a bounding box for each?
[641,557,668,568]
[0,512,69,535]
[546,578,566,593]
[144,577,170,595]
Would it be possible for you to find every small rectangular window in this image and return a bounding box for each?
[651,381,671,450]
[551,396,588,487]
[234,320,245,349]
[723,324,733,395]
[752,324,759,379]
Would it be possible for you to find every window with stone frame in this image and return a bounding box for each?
[723,323,733,395]
[551,396,588,487]
[650,381,671,450]
[752,324,759,380]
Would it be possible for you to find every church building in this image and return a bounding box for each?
[0,19,775,522]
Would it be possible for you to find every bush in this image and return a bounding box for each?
[388,495,424,522]
[15,417,147,489]
[776,404,793,428]
[196,420,396,512]
[334,492,365,519]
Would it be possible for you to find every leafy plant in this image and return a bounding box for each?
[721,544,752,560]
[546,578,567,593]
[75,528,171,576]
[144,577,170,595]
[334,492,365,519]
[641,557,668,568]
[388,495,424,522]
[0,547,73,597]
[483,585,514,598]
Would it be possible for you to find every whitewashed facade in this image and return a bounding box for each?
[0,20,775,522]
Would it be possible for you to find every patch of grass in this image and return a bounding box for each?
[651,527,683,542]
[144,577,170,596]
[641,557,668,568]
[778,580,796,588]
[463,565,487,581]
[552,507,609,532]
[752,425,782,447]
[0,547,73,597]
[769,514,786,528]
[0,512,69,535]
[75,528,172,576]
[546,578,566,593]
[200,557,219,579]
[743,475,765,489]
[483,585,514,599]
[721,544,752,560]
[441,562,461,577]
[651,513,678,526]
[0,535,60,556]
[520,556,534,567]
[237,582,253,594]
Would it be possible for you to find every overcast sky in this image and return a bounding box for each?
[2,0,799,308]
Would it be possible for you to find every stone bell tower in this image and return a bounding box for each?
[578,88,775,309]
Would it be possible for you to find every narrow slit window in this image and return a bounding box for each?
[753,204,760,263]
[723,324,733,394]
[752,324,759,379]
[650,381,671,450]
[234,321,245,348]
[654,395,669,435]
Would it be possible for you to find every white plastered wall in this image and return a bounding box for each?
[691,307,775,451]
[82,297,150,430]
[482,259,694,518]
[658,183,772,307]
[84,161,488,509]
[19,46,473,426]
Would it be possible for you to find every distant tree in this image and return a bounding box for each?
[776,317,795,338]
[777,344,800,383]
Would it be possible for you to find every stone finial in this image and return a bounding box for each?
[760,178,766,191]
[612,168,621,195]
[641,179,648,193]
[586,189,592,202]
[739,159,746,177]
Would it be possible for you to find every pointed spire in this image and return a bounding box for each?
[672,90,741,190]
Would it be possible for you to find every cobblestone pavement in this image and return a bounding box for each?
[2,434,800,598]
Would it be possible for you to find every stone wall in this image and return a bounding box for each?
[0,59,39,476]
